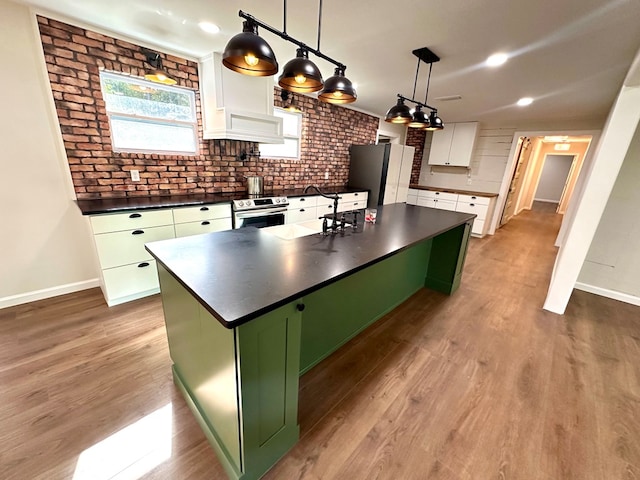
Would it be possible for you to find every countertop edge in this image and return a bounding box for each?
[409,184,499,198]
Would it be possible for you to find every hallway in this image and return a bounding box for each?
[1,207,639,479]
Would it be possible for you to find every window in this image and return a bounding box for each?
[259,108,302,159]
[99,71,197,155]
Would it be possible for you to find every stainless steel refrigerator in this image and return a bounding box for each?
[348,143,416,207]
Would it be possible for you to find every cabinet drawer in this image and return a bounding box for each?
[406,194,418,205]
[317,202,335,214]
[90,209,173,234]
[94,225,175,269]
[420,190,459,202]
[435,199,457,211]
[287,207,318,224]
[173,203,231,224]
[457,194,490,206]
[288,196,318,209]
[455,202,489,220]
[340,192,367,203]
[338,200,366,213]
[174,218,232,237]
[102,260,159,304]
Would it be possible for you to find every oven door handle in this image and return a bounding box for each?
[234,208,288,219]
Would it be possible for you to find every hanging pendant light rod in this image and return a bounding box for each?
[396,94,436,112]
[238,10,347,71]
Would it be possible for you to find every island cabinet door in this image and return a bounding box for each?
[236,302,302,479]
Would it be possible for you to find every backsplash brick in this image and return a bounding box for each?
[37,17,378,199]
[406,127,427,184]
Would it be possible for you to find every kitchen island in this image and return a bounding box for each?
[146,203,475,480]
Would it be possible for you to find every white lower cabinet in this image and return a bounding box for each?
[411,188,496,237]
[90,202,232,307]
[287,192,368,224]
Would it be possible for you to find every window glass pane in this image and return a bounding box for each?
[110,117,196,154]
[278,110,300,136]
[101,76,194,122]
[259,138,299,159]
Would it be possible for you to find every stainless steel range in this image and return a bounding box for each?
[232,195,289,229]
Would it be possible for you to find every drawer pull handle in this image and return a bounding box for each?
[201,221,210,225]
[300,198,305,202]
[132,230,144,235]
[129,213,142,218]
[300,208,305,212]
[354,193,359,196]
[200,206,209,211]
[471,196,477,199]
[138,262,150,268]
[470,203,475,207]
[435,192,440,195]
[296,303,306,312]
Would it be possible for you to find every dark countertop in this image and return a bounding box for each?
[145,203,475,329]
[76,185,366,215]
[409,184,499,198]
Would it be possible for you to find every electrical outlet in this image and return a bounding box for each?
[131,170,140,182]
[467,177,472,185]
[324,171,329,180]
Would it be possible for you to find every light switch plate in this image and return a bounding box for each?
[131,170,140,182]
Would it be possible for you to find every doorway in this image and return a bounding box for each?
[498,134,593,227]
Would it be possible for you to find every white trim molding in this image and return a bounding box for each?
[575,282,640,307]
[0,279,100,310]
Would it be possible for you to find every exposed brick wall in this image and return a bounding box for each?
[406,127,426,184]
[37,17,378,199]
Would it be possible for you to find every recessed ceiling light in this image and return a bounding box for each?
[198,22,220,34]
[486,53,508,67]
[517,97,533,106]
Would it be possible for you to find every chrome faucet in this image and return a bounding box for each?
[303,185,342,233]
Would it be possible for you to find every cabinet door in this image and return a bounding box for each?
[94,225,176,269]
[448,122,478,167]
[428,128,454,165]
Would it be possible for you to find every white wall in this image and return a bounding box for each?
[0,0,98,308]
[534,154,573,203]
[576,123,640,304]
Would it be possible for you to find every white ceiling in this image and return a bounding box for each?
[20,0,640,127]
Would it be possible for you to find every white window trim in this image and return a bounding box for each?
[259,108,302,160]
[99,71,198,156]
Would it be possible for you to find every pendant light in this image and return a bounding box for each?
[222,20,279,76]
[143,51,177,85]
[223,2,356,105]
[279,48,323,93]
[425,110,444,131]
[318,67,357,104]
[385,97,412,124]
[384,47,444,130]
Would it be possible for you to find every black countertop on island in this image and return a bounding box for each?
[76,185,367,215]
[145,203,475,329]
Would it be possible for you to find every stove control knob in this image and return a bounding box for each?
[237,201,244,207]
[246,200,252,206]
[275,198,280,203]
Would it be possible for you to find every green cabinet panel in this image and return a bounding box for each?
[299,240,432,374]
[237,303,302,479]
[424,222,472,294]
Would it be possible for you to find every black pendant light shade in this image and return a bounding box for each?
[222,20,279,76]
[385,98,412,124]
[318,67,357,104]
[279,48,323,93]
[407,105,430,128]
[425,110,444,130]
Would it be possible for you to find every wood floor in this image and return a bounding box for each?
[2,208,639,480]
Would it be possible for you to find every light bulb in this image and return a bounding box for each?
[244,53,259,66]
[294,74,306,84]
[333,91,343,98]
[156,72,167,81]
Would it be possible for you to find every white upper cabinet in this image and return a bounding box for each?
[428,122,479,167]
[199,53,284,143]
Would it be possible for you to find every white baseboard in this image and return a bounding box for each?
[0,278,100,310]
[574,282,640,307]
[533,198,560,204]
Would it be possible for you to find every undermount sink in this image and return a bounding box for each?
[261,221,323,240]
